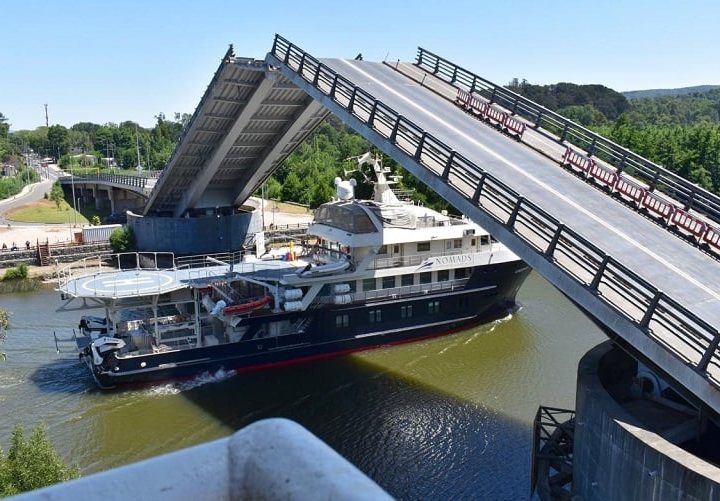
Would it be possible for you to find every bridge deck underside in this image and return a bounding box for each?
[145,52,328,216]
[319,59,720,333]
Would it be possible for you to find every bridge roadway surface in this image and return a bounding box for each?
[319,58,720,331]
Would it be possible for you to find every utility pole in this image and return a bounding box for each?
[44,104,49,127]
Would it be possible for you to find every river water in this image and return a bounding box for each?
[0,272,604,499]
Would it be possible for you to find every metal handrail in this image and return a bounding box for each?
[414,47,720,226]
[59,172,158,193]
[270,34,720,387]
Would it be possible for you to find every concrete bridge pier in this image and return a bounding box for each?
[570,341,720,499]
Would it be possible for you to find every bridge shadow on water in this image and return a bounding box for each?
[179,327,535,500]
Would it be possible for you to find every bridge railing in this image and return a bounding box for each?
[59,172,159,192]
[414,47,720,227]
[271,34,720,387]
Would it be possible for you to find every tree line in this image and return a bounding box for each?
[4,80,720,204]
[508,80,720,195]
[1,112,190,171]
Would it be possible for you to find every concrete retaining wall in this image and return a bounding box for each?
[128,210,261,255]
[574,341,720,500]
[9,418,391,501]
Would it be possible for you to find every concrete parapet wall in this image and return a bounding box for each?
[9,418,391,501]
[128,210,261,255]
[574,341,720,500]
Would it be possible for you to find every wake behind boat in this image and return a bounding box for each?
[55,153,531,389]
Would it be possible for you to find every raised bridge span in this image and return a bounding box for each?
[147,35,720,417]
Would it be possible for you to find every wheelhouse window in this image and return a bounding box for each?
[480,235,491,246]
[313,203,377,233]
[417,242,431,252]
[382,276,396,289]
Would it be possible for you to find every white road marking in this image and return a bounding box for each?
[339,59,720,303]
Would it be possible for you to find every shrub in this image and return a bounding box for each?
[0,425,80,496]
[90,215,101,226]
[109,226,135,253]
[49,182,64,209]
[2,264,28,281]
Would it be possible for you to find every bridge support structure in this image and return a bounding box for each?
[569,341,720,500]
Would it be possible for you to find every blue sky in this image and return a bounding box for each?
[1,0,718,130]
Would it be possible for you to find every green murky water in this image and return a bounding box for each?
[0,272,604,499]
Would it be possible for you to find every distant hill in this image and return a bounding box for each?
[623,85,720,99]
[506,80,629,122]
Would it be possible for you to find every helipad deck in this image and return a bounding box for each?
[59,260,301,300]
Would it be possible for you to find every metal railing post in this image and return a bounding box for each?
[617,151,627,173]
[442,151,456,180]
[589,255,611,290]
[390,116,402,142]
[639,290,663,328]
[545,224,565,257]
[697,333,720,373]
[507,197,524,227]
[368,101,378,128]
[472,173,487,203]
[283,43,292,64]
[330,74,339,99]
[348,88,357,112]
[313,64,321,86]
[415,132,427,159]
[587,137,597,157]
[560,123,569,143]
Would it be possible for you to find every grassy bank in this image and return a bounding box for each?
[5,199,89,224]
[0,278,44,294]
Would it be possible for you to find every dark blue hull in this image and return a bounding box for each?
[84,261,531,389]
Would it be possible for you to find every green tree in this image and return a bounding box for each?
[90,215,101,226]
[47,125,69,156]
[265,177,282,200]
[109,226,135,253]
[0,424,80,496]
[49,182,64,208]
[281,171,303,201]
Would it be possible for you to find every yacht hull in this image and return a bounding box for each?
[82,261,531,389]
